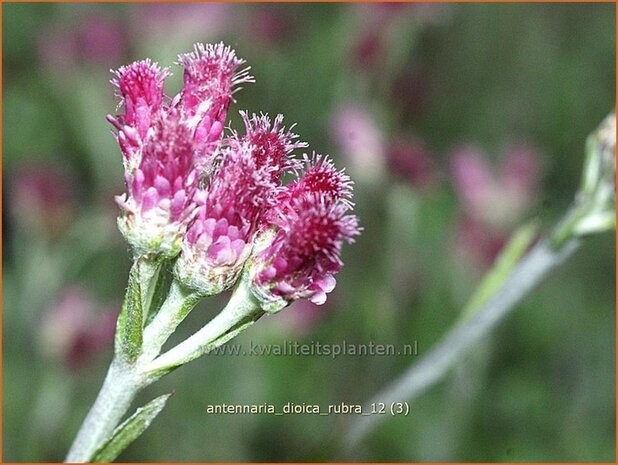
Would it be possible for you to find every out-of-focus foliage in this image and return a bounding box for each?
[3,3,615,462]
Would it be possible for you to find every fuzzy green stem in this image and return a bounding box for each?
[144,278,264,378]
[66,277,262,462]
[140,280,201,363]
[65,360,144,462]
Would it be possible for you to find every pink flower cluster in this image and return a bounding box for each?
[175,113,307,294]
[109,43,253,257]
[109,43,360,304]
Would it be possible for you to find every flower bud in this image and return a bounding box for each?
[572,111,616,236]
[109,59,170,174]
[249,193,360,312]
[248,155,360,312]
[177,43,254,172]
[116,111,199,257]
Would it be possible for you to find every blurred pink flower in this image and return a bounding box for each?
[38,14,126,72]
[9,162,76,238]
[391,66,431,120]
[453,215,509,269]
[350,3,452,72]
[386,137,437,188]
[67,307,117,370]
[134,3,229,45]
[450,144,542,267]
[450,144,541,229]
[39,286,117,371]
[330,104,386,183]
[247,5,299,45]
[354,31,382,71]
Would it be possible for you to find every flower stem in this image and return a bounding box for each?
[140,279,201,363]
[144,278,264,378]
[65,360,143,462]
[66,275,263,461]
[342,237,579,449]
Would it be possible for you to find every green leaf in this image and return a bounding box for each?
[460,221,539,321]
[89,393,173,463]
[114,261,144,363]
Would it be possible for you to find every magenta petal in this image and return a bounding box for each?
[208,120,224,141]
[309,291,327,305]
[186,221,202,243]
[141,186,159,213]
[319,275,337,293]
[227,225,240,240]
[154,175,171,196]
[132,169,146,198]
[122,125,140,144]
[194,116,212,143]
[203,217,217,236]
[173,176,184,193]
[274,282,295,294]
[171,189,186,217]
[261,265,277,280]
[213,218,229,237]
[135,101,152,138]
[208,236,234,265]
[272,256,288,273]
[231,238,246,256]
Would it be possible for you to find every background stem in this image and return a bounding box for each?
[342,237,579,450]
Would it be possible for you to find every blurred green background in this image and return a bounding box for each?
[3,3,615,462]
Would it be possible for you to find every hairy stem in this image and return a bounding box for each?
[144,278,264,377]
[66,276,262,462]
[140,280,201,363]
[65,360,143,462]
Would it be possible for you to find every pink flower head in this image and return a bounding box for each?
[177,43,254,171]
[116,110,199,257]
[109,59,170,172]
[250,191,360,312]
[175,140,281,294]
[238,111,307,181]
[278,153,354,212]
